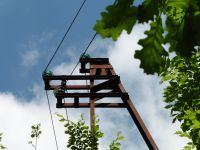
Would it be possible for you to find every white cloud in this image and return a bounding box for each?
[20,31,55,69]
[0,91,66,150]
[38,32,54,43]
[21,49,40,67]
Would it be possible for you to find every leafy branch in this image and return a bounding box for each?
[176,131,195,150]
[28,123,42,150]
[56,113,103,150]
[109,132,124,150]
[94,0,137,41]
[0,133,6,149]
[135,18,168,74]
[160,51,200,149]
[94,0,200,74]
[95,0,200,148]
[56,113,124,150]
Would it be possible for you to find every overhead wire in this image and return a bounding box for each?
[45,91,59,150]
[82,33,97,56]
[67,32,97,79]
[43,0,88,148]
[67,0,117,75]
[44,0,87,71]
[66,0,118,75]
[44,0,117,148]
[63,0,118,123]
[63,32,97,122]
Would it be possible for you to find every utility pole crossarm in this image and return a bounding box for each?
[42,57,159,150]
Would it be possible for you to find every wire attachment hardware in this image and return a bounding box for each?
[42,57,159,150]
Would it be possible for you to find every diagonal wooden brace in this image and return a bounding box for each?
[91,76,120,93]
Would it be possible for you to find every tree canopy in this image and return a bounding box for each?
[94,0,200,74]
[94,0,200,149]
[161,51,200,149]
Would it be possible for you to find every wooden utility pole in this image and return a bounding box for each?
[43,57,159,150]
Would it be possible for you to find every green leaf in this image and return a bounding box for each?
[115,142,121,147]
[55,113,64,118]
[31,134,35,138]
[117,136,124,141]
[137,0,161,23]
[134,20,168,74]
[94,0,137,41]
[166,0,188,24]
[165,0,200,56]
[59,118,65,122]
[161,51,200,148]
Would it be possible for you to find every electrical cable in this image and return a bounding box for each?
[44,0,87,141]
[45,91,59,150]
[65,0,118,89]
[43,0,116,147]
[64,33,97,120]
[82,33,97,55]
[66,32,97,82]
[62,0,117,119]
[44,0,87,71]
[69,60,80,76]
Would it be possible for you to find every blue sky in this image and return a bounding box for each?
[0,0,188,150]
[0,0,114,97]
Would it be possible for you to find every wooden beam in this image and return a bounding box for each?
[91,77,120,93]
[59,103,126,108]
[90,64,113,69]
[55,92,129,99]
[47,85,90,90]
[80,58,109,63]
[80,68,90,73]
[43,75,118,80]
[90,68,95,133]
[44,80,50,90]
[44,57,159,150]
[46,84,116,91]
[109,68,159,150]
[74,97,79,108]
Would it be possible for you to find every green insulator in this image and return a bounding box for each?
[80,53,91,59]
[53,87,65,96]
[42,70,53,76]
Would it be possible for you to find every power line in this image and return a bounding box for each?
[64,33,97,119]
[44,0,87,71]
[44,0,117,147]
[63,32,97,120]
[66,0,118,77]
[62,0,118,119]
[45,91,59,150]
[44,1,87,145]
[44,0,90,141]
[66,32,97,80]
[82,33,97,55]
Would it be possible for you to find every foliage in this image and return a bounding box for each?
[94,0,137,41]
[57,113,103,150]
[109,132,124,150]
[160,51,200,149]
[0,133,6,149]
[95,0,200,148]
[176,131,195,150]
[56,113,124,150]
[28,123,42,150]
[94,0,200,74]
[134,19,168,74]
